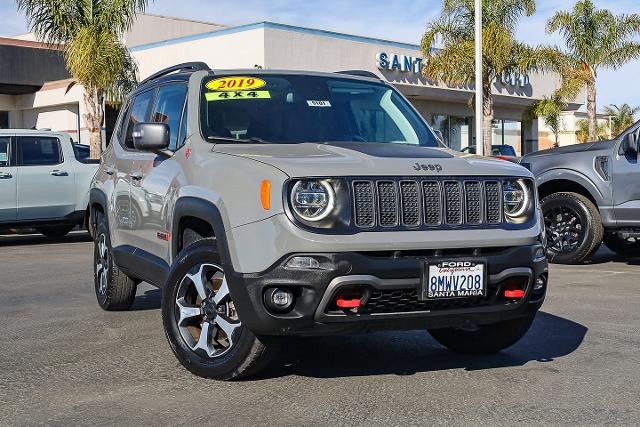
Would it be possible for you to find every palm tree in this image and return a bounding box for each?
[576,119,608,143]
[602,104,640,138]
[529,96,564,147]
[547,0,640,142]
[421,0,560,155]
[17,0,148,158]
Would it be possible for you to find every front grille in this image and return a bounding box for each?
[351,178,505,230]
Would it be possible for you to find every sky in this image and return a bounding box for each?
[1,0,639,109]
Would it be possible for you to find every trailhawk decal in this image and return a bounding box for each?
[206,76,266,92]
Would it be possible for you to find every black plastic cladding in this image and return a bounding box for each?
[285,177,535,235]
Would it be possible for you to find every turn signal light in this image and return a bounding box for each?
[260,180,271,210]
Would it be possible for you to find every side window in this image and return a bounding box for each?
[114,99,132,144]
[0,137,10,166]
[150,84,188,151]
[123,89,155,149]
[17,136,62,166]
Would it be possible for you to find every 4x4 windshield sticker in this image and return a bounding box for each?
[205,91,271,102]
[206,76,266,92]
[307,100,332,107]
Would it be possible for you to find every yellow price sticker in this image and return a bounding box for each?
[205,90,271,102]
[206,76,266,92]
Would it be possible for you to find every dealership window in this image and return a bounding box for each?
[0,111,8,129]
[492,119,523,156]
[431,115,471,151]
[17,137,62,166]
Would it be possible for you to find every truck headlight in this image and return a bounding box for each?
[503,179,531,221]
[290,180,335,222]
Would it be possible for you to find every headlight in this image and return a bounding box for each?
[503,179,531,220]
[290,180,335,222]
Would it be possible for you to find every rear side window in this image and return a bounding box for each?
[0,136,10,166]
[17,136,62,166]
[123,89,155,149]
[150,83,188,151]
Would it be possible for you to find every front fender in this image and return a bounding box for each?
[536,168,608,206]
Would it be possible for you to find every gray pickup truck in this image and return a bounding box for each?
[522,121,640,264]
[0,129,98,238]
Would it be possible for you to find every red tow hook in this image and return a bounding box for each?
[504,289,525,299]
[336,296,362,309]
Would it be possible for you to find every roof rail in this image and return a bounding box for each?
[140,62,211,85]
[336,70,380,79]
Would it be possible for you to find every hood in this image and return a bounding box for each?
[524,140,615,159]
[212,142,533,178]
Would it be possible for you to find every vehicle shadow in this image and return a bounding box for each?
[0,232,92,247]
[130,287,162,311]
[585,245,640,266]
[255,311,587,380]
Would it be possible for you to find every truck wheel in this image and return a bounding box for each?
[428,313,536,354]
[38,225,74,239]
[541,192,603,265]
[603,233,640,258]
[162,238,276,380]
[93,215,137,310]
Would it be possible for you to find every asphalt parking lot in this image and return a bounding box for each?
[1,233,639,426]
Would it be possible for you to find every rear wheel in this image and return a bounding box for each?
[603,233,640,258]
[428,313,536,354]
[38,225,74,239]
[542,192,603,264]
[162,238,276,380]
[93,215,137,310]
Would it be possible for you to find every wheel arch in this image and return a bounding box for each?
[89,188,108,232]
[171,197,233,269]
[536,170,605,208]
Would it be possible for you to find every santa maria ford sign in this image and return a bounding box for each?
[376,52,531,88]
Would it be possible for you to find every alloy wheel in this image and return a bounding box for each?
[545,206,583,254]
[174,263,241,358]
[95,233,110,295]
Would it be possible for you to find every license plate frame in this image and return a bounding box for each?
[420,259,488,301]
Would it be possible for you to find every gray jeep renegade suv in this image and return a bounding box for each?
[90,63,548,379]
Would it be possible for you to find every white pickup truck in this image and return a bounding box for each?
[0,129,99,238]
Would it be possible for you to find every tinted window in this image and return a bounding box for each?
[123,90,155,149]
[151,84,188,151]
[0,137,9,166]
[200,74,439,146]
[18,137,62,166]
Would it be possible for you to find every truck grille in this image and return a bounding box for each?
[351,178,504,230]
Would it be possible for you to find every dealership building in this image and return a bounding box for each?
[0,14,585,155]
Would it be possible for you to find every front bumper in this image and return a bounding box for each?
[226,244,548,336]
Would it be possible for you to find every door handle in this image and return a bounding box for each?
[129,171,143,181]
[0,172,12,179]
[50,170,69,177]
[105,167,116,176]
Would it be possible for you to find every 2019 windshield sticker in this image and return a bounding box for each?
[307,100,332,107]
[205,90,271,101]
[206,76,266,92]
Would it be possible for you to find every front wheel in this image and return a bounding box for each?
[541,192,603,265]
[603,233,640,258]
[428,313,536,354]
[161,239,276,380]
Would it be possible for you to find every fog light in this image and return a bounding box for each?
[285,256,321,270]
[534,277,545,292]
[264,288,294,313]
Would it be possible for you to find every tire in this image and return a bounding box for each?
[161,238,276,380]
[428,313,536,354]
[541,192,604,265]
[93,214,137,310]
[38,225,74,239]
[603,233,640,258]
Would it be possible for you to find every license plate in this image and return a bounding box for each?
[421,261,486,300]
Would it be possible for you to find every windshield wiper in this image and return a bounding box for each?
[207,136,271,144]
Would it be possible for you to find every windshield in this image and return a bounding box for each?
[200,74,440,146]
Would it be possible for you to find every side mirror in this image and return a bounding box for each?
[132,123,170,151]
